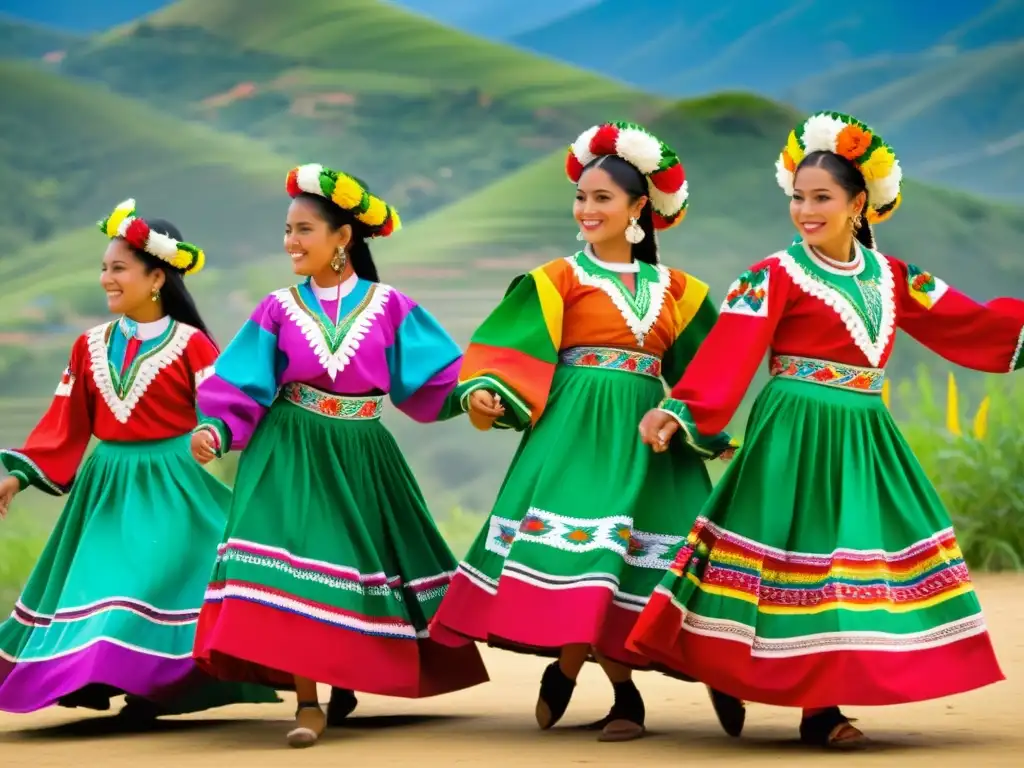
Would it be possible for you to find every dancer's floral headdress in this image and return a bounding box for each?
[565,121,688,230]
[286,164,401,238]
[776,111,902,224]
[97,199,205,275]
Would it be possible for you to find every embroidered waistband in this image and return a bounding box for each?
[280,382,384,419]
[770,355,884,394]
[559,346,662,378]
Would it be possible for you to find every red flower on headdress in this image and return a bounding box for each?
[123,218,151,250]
[285,168,302,198]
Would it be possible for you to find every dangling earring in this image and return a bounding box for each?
[330,246,346,273]
[852,212,863,229]
[576,231,585,241]
[625,216,645,244]
[150,287,160,303]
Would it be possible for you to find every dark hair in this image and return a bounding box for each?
[581,155,659,265]
[294,193,379,282]
[124,219,217,348]
[796,150,877,249]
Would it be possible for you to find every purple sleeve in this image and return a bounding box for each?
[384,292,464,423]
[196,294,281,452]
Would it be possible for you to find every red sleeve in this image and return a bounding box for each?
[185,331,220,396]
[0,335,95,495]
[660,258,788,438]
[891,257,1024,373]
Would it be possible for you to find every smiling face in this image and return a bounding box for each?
[790,164,866,250]
[284,196,351,277]
[100,238,164,315]
[573,164,647,247]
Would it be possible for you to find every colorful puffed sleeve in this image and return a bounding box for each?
[659,258,787,456]
[194,294,282,455]
[385,292,464,423]
[0,335,94,495]
[456,262,566,431]
[661,271,719,388]
[890,258,1024,373]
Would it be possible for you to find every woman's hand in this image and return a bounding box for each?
[468,390,505,431]
[638,409,679,453]
[191,430,217,465]
[0,476,20,519]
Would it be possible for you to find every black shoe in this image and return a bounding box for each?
[707,687,746,737]
[117,696,164,729]
[535,661,576,729]
[326,687,358,726]
[591,680,645,742]
[799,707,868,750]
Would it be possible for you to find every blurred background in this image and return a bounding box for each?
[1,0,1022,608]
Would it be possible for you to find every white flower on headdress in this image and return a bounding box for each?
[296,164,325,196]
[800,114,847,154]
[648,180,688,216]
[616,127,663,174]
[775,155,795,196]
[868,159,902,207]
[145,230,180,260]
[572,126,600,167]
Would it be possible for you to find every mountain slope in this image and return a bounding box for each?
[389,0,599,39]
[511,0,1018,96]
[381,94,1024,304]
[0,61,298,315]
[0,2,167,32]
[0,14,79,58]
[140,0,647,111]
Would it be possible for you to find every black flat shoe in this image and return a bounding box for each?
[535,661,576,729]
[326,687,358,726]
[799,707,868,750]
[707,686,746,737]
[594,680,645,742]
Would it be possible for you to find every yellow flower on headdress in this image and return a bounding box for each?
[786,131,804,166]
[867,192,902,224]
[169,248,193,271]
[105,199,136,238]
[357,195,388,228]
[186,249,206,276]
[859,145,896,182]
[331,174,364,210]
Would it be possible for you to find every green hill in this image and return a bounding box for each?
[381,93,1024,304]
[51,1,666,222]
[0,15,78,59]
[0,61,301,319]
[139,0,651,111]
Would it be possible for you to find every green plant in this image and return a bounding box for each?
[892,370,1024,571]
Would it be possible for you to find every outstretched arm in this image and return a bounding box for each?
[891,258,1024,373]
[0,335,94,495]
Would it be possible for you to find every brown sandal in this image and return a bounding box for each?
[799,707,868,750]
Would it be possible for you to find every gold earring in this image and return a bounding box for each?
[150,287,160,302]
[852,213,863,229]
[330,246,346,273]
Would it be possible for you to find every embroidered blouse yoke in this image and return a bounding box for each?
[456,249,720,429]
[196,275,464,452]
[0,317,218,495]
[665,242,1024,436]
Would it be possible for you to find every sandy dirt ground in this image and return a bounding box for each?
[2,574,1022,767]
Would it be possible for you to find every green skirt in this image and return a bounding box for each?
[430,350,716,670]
[193,387,489,698]
[0,436,280,714]
[628,366,1006,707]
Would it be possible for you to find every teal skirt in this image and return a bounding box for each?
[0,436,280,714]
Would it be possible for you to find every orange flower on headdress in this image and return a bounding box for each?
[835,124,873,162]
